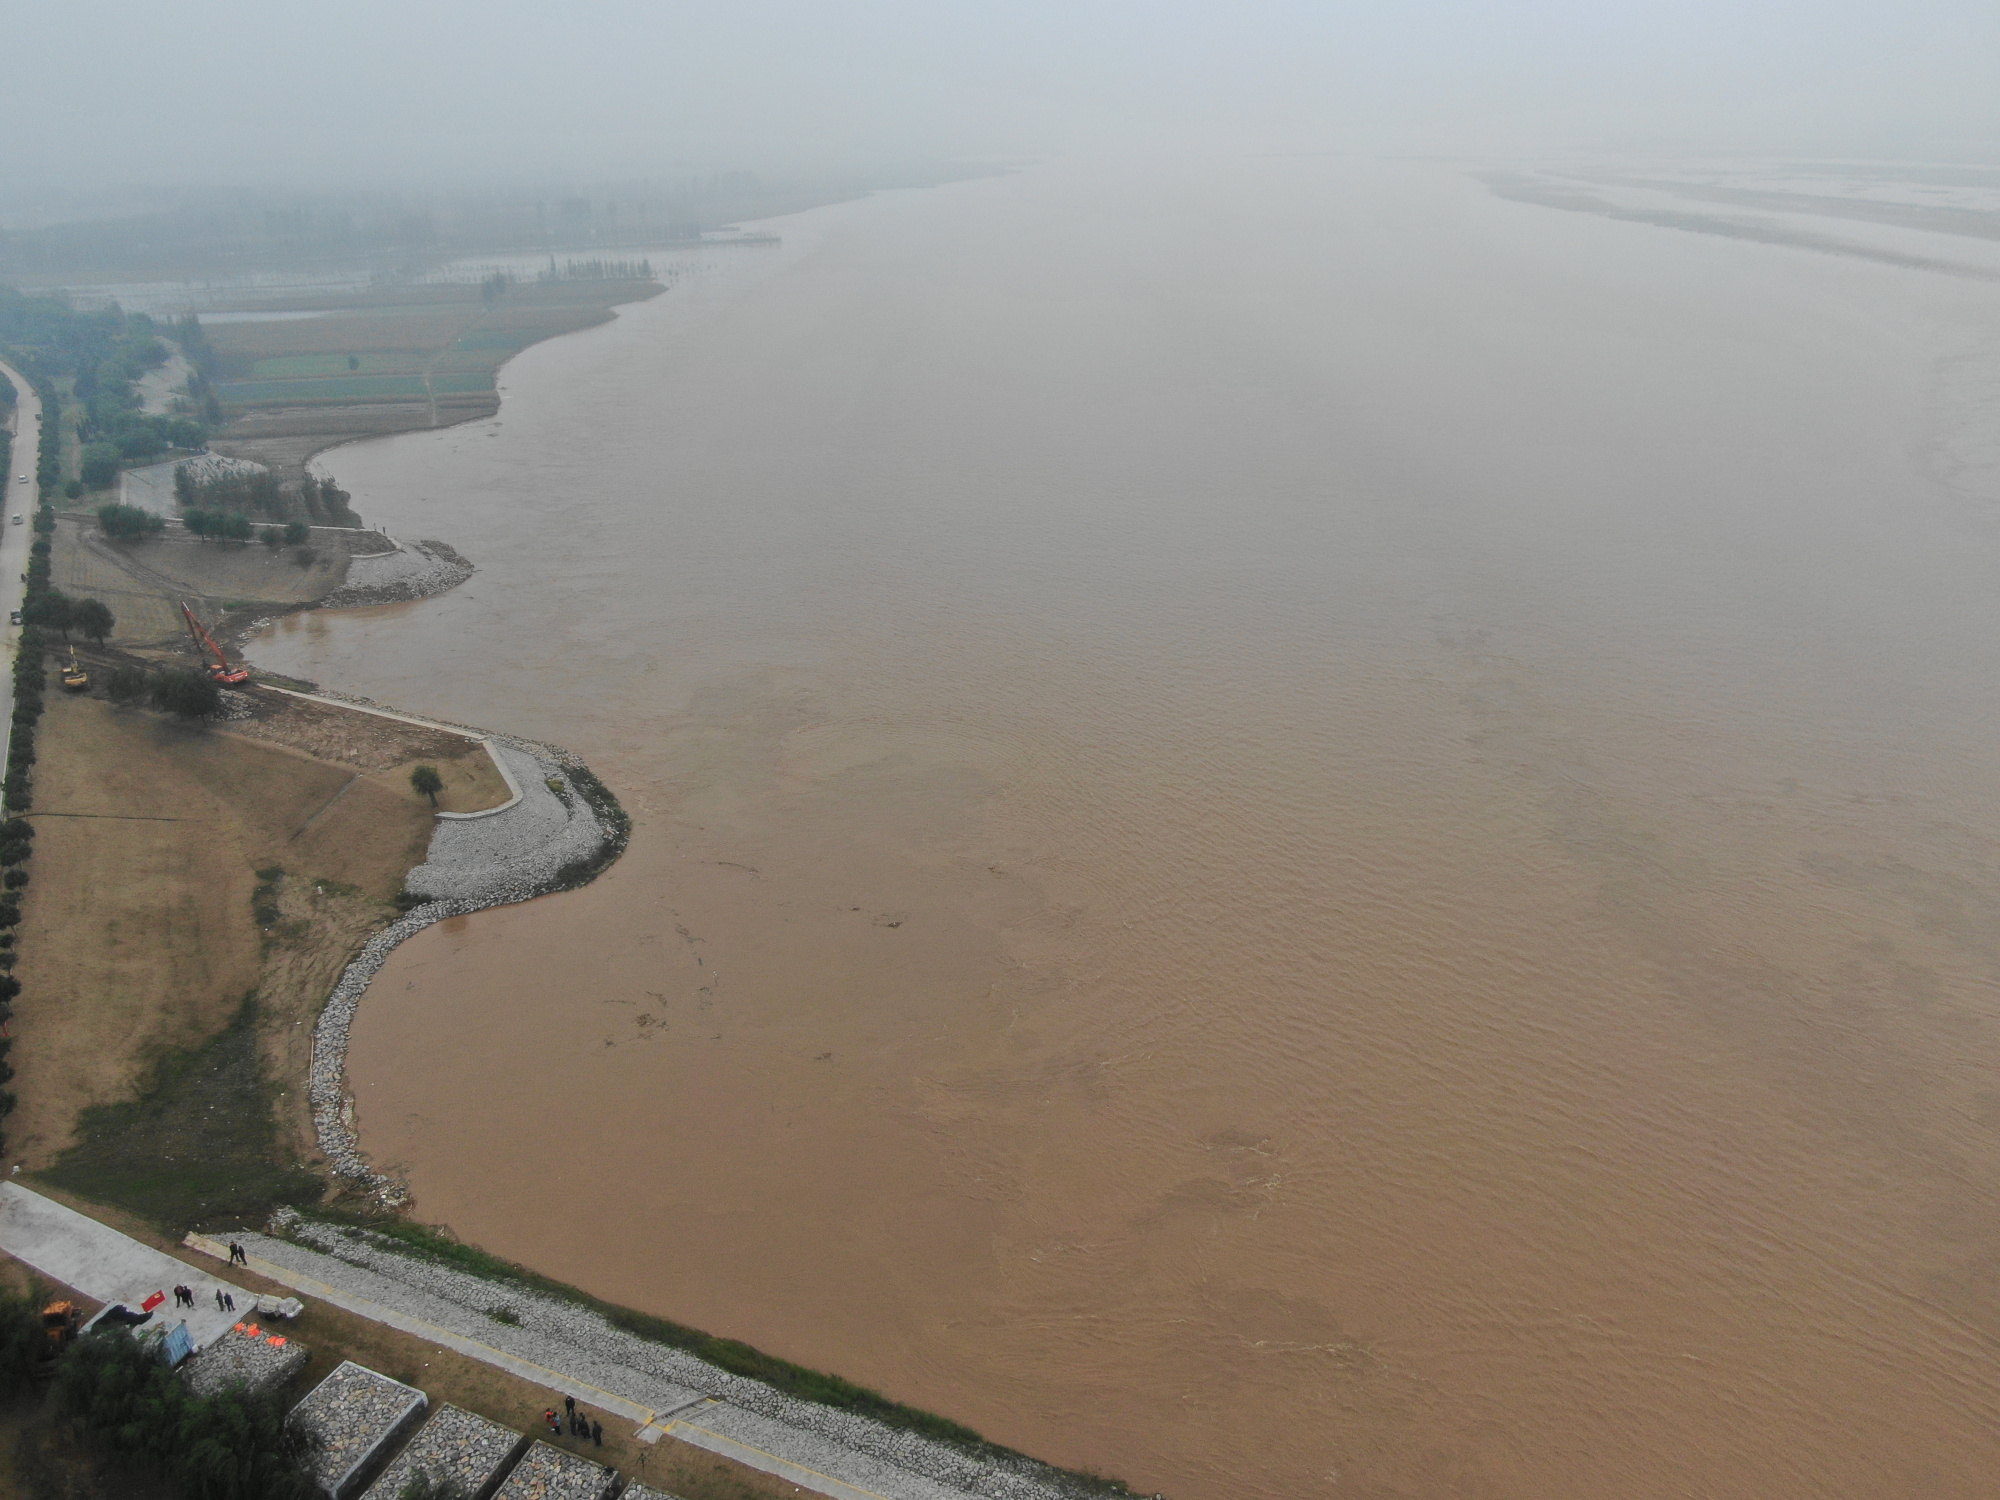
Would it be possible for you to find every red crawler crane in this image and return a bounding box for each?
[180,602,250,685]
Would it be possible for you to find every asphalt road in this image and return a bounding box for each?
[0,356,42,788]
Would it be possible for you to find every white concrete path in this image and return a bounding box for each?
[197,1231,1004,1500]
[0,358,43,789]
[0,1183,251,1350]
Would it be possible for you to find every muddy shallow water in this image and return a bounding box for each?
[252,157,2000,1498]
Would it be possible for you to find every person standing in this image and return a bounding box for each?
[545,1409,561,1436]
[564,1394,576,1426]
[214,1289,225,1312]
[590,1420,602,1448]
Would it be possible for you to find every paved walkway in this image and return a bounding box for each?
[0,359,43,789]
[205,1226,1067,1500]
[0,1184,251,1349]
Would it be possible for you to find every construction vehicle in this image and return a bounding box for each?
[40,1301,79,1351]
[59,649,88,693]
[180,602,250,685]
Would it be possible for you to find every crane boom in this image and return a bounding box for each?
[180,602,250,684]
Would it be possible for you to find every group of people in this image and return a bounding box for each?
[544,1395,604,1447]
[169,1282,238,1313]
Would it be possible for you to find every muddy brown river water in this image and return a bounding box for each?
[250,158,2000,1498]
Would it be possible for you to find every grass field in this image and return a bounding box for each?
[51,517,349,643]
[249,352,427,379]
[9,691,435,1196]
[205,281,662,454]
[219,375,431,402]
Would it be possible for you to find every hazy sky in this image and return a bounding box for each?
[4,0,2000,193]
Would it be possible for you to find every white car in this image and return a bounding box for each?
[9,515,20,526]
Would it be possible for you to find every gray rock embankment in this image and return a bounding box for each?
[247,1221,1108,1500]
[321,538,474,606]
[310,742,617,1203]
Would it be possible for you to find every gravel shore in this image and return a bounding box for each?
[321,538,474,607]
[310,735,618,1205]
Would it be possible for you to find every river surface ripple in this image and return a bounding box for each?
[250,157,2000,1500]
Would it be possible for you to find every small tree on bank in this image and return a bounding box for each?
[151,668,220,719]
[97,502,165,539]
[73,598,114,646]
[105,664,146,703]
[410,765,444,807]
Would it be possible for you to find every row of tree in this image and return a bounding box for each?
[172,461,356,528]
[0,417,17,1146]
[46,1328,319,1499]
[22,588,115,645]
[536,256,655,282]
[96,501,165,538]
[0,288,212,496]
[0,492,63,1150]
[174,460,283,516]
[105,663,221,718]
[182,509,312,548]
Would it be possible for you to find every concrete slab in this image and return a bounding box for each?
[490,1440,617,1500]
[0,1184,254,1351]
[290,1360,428,1499]
[361,1403,527,1500]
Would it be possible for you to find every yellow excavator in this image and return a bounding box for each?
[60,649,88,693]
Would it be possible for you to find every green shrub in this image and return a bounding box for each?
[150,669,221,719]
[54,1330,319,1499]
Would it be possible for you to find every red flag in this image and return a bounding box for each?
[140,1291,165,1312]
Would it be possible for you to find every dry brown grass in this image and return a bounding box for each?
[52,521,347,644]
[9,692,434,1170]
[205,280,658,473]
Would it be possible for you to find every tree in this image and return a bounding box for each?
[105,664,146,703]
[410,765,444,807]
[150,668,220,719]
[97,502,164,539]
[53,1330,319,1499]
[262,526,284,548]
[79,442,121,488]
[72,598,114,645]
[0,1287,46,1401]
[23,590,72,639]
[284,520,311,546]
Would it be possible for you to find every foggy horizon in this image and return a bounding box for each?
[4,0,2000,205]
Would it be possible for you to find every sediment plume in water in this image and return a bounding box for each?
[256,158,2000,1499]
